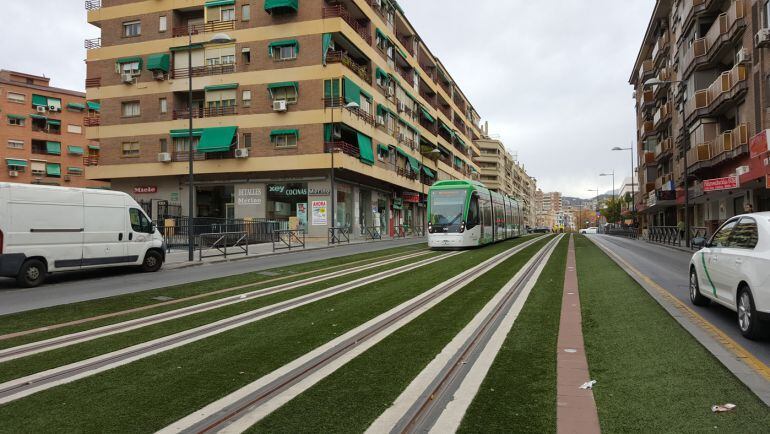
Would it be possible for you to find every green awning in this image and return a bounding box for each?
[264,0,298,13]
[376,28,387,41]
[47,119,61,126]
[46,163,61,177]
[268,39,299,56]
[146,53,170,72]
[420,106,435,123]
[197,126,237,153]
[88,144,101,150]
[170,43,204,52]
[397,46,408,60]
[377,144,390,154]
[388,73,401,87]
[454,156,463,167]
[343,77,362,105]
[400,86,416,102]
[68,167,84,174]
[407,155,420,173]
[360,89,372,101]
[454,136,466,149]
[395,146,409,158]
[270,129,299,138]
[87,101,101,111]
[376,67,389,82]
[204,83,239,91]
[399,118,418,133]
[170,129,204,138]
[67,146,84,155]
[205,0,235,7]
[32,94,48,107]
[439,121,453,137]
[377,103,396,117]
[29,114,47,120]
[6,159,27,167]
[116,56,143,69]
[46,142,61,155]
[322,33,333,65]
[422,166,435,178]
[357,133,374,166]
[6,114,26,120]
[267,81,299,92]
[67,103,86,110]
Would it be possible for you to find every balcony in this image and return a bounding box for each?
[652,33,670,64]
[326,50,371,84]
[396,166,418,181]
[396,34,414,56]
[84,0,100,10]
[684,64,748,123]
[84,37,101,50]
[638,59,654,82]
[83,115,100,126]
[653,102,672,127]
[85,77,101,88]
[687,143,712,167]
[83,156,99,166]
[640,120,655,138]
[683,0,746,75]
[682,0,718,34]
[325,141,361,159]
[643,151,656,165]
[172,106,237,120]
[171,64,236,79]
[171,20,235,38]
[655,173,674,190]
[640,89,655,109]
[323,5,372,45]
[419,87,437,108]
[655,137,673,159]
[172,150,239,162]
[325,97,376,126]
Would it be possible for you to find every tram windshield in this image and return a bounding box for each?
[429,189,467,232]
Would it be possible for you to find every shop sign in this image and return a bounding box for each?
[296,203,308,228]
[647,191,657,207]
[311,200,328,226]
[133,186,157,194]
[703,176,739,192]
[750,130,769,159]
[657,190,676,201]
[402,192,420,203]
[268,185,329,196]
[236,187,262,206]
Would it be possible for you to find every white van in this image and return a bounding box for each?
[0,183,165,287]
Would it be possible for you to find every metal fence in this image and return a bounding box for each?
[646,226,709,249]
[199,232,248,260]
[328,227,351,245]
[155,217,288,251]
[361,226,382,240]
[273,230,306,252]
[606,227,639,239]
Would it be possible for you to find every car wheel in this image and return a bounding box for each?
[689,269,710,306]
[141,251,163,273]
[737,287,764,340]
[16,259,47,288]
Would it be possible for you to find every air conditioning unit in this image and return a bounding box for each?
[153,71,166,81]
[273,100,287,112]
[121,74,135,84]
[755,29,770,48]
[157,152,171,163]
[8,170,19,178]
[235,148,249,158]
[49,105,58,112]
[36,106,47,113]
[63,175,71,182]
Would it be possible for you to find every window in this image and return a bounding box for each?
[159,15,167,32]
[129,208,154,233]
[160,138,168,153]
[122,142,140,157]
[174,136,199,152]
[278,45,296,60]
[31,161,46,176]
[68,124,83,134]
[242,4,250,20]
[8,117,24,127]
[361,98,371,115]
[242,48,251,64]
[67,167,84,176]
[221,54,235,65]
[731,217,759,249]
[120,61,141,76]
[7,140,24,149]
[159,97,167,114]
[272,134,297,148]
[243,133,252,148]
[377,145,389,160]
[221,7,235,21]
[242,90,252,107]
[709,219,738,248]
[123,20,141,37]
[6,92,25,103]
[122,101,140,117]
[271,86,297,103]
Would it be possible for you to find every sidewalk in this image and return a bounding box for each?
[163,236,427,269]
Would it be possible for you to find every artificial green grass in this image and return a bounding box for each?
[0,244,427,350]
[575,235,770,432]
[0,239,535,433]
[249,237,553,433]
[457,236,568,433]
[0,253,444,384]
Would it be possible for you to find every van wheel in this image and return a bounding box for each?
[16,259,47,288]
[141,251,163,273]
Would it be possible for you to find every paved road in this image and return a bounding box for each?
[590,234,770,367]
[0,239,424,316]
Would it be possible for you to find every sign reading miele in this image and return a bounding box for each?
[133,186,157,194]
[703,176,739,192]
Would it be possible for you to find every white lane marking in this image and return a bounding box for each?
[0,253,456,406]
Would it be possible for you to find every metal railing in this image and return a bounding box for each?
[85,0,101,11]
[84,38,101,49]
[322,5,372,45]
[171,64,236,79]
[156,217,286,251]
[172,20,235,38]
[199,232,248,260]
[361,226,382,240]
[272,229,306,252]
[607,227,639,239]
[85,77,101,88]
[646,226,709,249]
[393,225,407,238]
[328,227,350,245]
[84,115,100,126]
[172,106,237,120]
[326,50,371,84]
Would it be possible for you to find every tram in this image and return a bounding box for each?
[427,180,524,248]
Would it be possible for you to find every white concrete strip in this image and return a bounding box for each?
[0,252,456,405]
[428,236,560,433]
[159,236,547,434]
[0,251,431,364]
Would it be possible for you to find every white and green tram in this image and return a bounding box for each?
[427,180,524,248]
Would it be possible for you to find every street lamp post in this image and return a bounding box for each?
[612,146,636,216]
[600,171,615,225]
[186,31,233,262]
[421,147,441,234]
[329,99,359,243]
[587,188,599,226]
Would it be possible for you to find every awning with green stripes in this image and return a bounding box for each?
[46,119,61,126]
[67,145,84,155]
[146,53,170,72]
[46,141,61,155]
[360,89,372,101]
[46,163,61,176]
[357,133,374,166]
[29,114,47,120]
[377,144,390,154]
[268,39,299,56]
[116,57,143,69]
[6,114,26,120]
[454,135,466,149]
[270,129,299,138]
[197,126,237,153]
[439,121,453,137]
[87,101,101,111]
[204,83,238,91]
[420,106,435,123]
[406,155,420,173]
[170,128,204,138]
[88,144,101,150]
[67,167,84,174]
[67,103,86,110]
[205,0,235,7]
[397,46,408,60]
[264,0,298,13]
[322,33,333,65]
[395,146,409,158]
[399,118,419,134]
[6,159,27,167]
[31,94,48,107]
[422,165,435,178]
[376,67,389,82]
[377,103,396,117]
[170,43,204,52]
[267,81,298,92]
[375,28,387,42]
[343,77,362,105]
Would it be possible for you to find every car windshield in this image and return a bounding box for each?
[429,189,467,227]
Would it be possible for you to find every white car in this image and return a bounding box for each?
[689,212,770,339]
[583,227,598,234]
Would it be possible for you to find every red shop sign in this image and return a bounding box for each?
[133,186,158,194]
[750,130,769,159]
[703,176,739,192]
[402,192,420,203]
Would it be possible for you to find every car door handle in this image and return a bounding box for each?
[129,233,133,241]
[118,233,123,241]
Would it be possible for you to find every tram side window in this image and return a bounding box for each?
[481,198,493,229]
[467,195,479,229]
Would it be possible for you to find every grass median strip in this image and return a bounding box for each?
[457,236,567,433]
[575,235,770,432]
[248,237,552,434]
[0,239,532,433]
[0,244,426,350]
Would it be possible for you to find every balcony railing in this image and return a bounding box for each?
[84,115,101,126]
[653,102,672,127]
[638,59,654,82]
[396,166,418,181]
[84,37,101,49]
[641,89,654,107]
[325,50,371,84]
[419,87,436,108]
[683,0,745,74]
[323,5,372,45]
[323,97,376,126]
[85,77,101,88]
[171,20,235,38]
[640,120,655,138]
[172,106,237,120]
[83,156,99,166]
[325,141,360,159]
[397,34,414,55]
[171,63,236,79]
[84,0,101,11]
[685,64,747,121]
[652,32,670,63]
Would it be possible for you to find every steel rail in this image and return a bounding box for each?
[392,235,564,434]
[165,235,549,434]
[0,251,432,364]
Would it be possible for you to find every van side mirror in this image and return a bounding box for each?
[691,237,707,249]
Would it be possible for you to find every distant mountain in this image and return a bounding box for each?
[562,194,611,207]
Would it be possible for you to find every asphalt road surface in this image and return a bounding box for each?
[591,234,770,367]
[0,239,424,316]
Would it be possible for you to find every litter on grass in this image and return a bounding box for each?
[711,403,736,413]
[579,380,597,390]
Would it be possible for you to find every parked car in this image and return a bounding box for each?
[583,227,598,234]
[0,183,165,287]
[689,212,770,339]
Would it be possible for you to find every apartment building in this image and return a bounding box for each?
[0,70,104,188]
[83,0,484,239]
[631,0,770,235]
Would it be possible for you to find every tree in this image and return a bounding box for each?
[600,197,623,224]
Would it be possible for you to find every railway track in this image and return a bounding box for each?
[370,234,564,434]
[0,250,433,364]
[158,235,551,434]
[0,251,458,405]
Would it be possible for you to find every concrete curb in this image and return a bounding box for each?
[588,236,770,407]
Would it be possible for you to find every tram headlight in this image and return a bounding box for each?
[459,221,466,233]
[427,222,433,233]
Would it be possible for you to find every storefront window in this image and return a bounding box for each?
[336,182,353,231]
[196,185,234,219]
[267,183,308,228]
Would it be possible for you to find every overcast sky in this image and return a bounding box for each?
[1,1,654,199]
